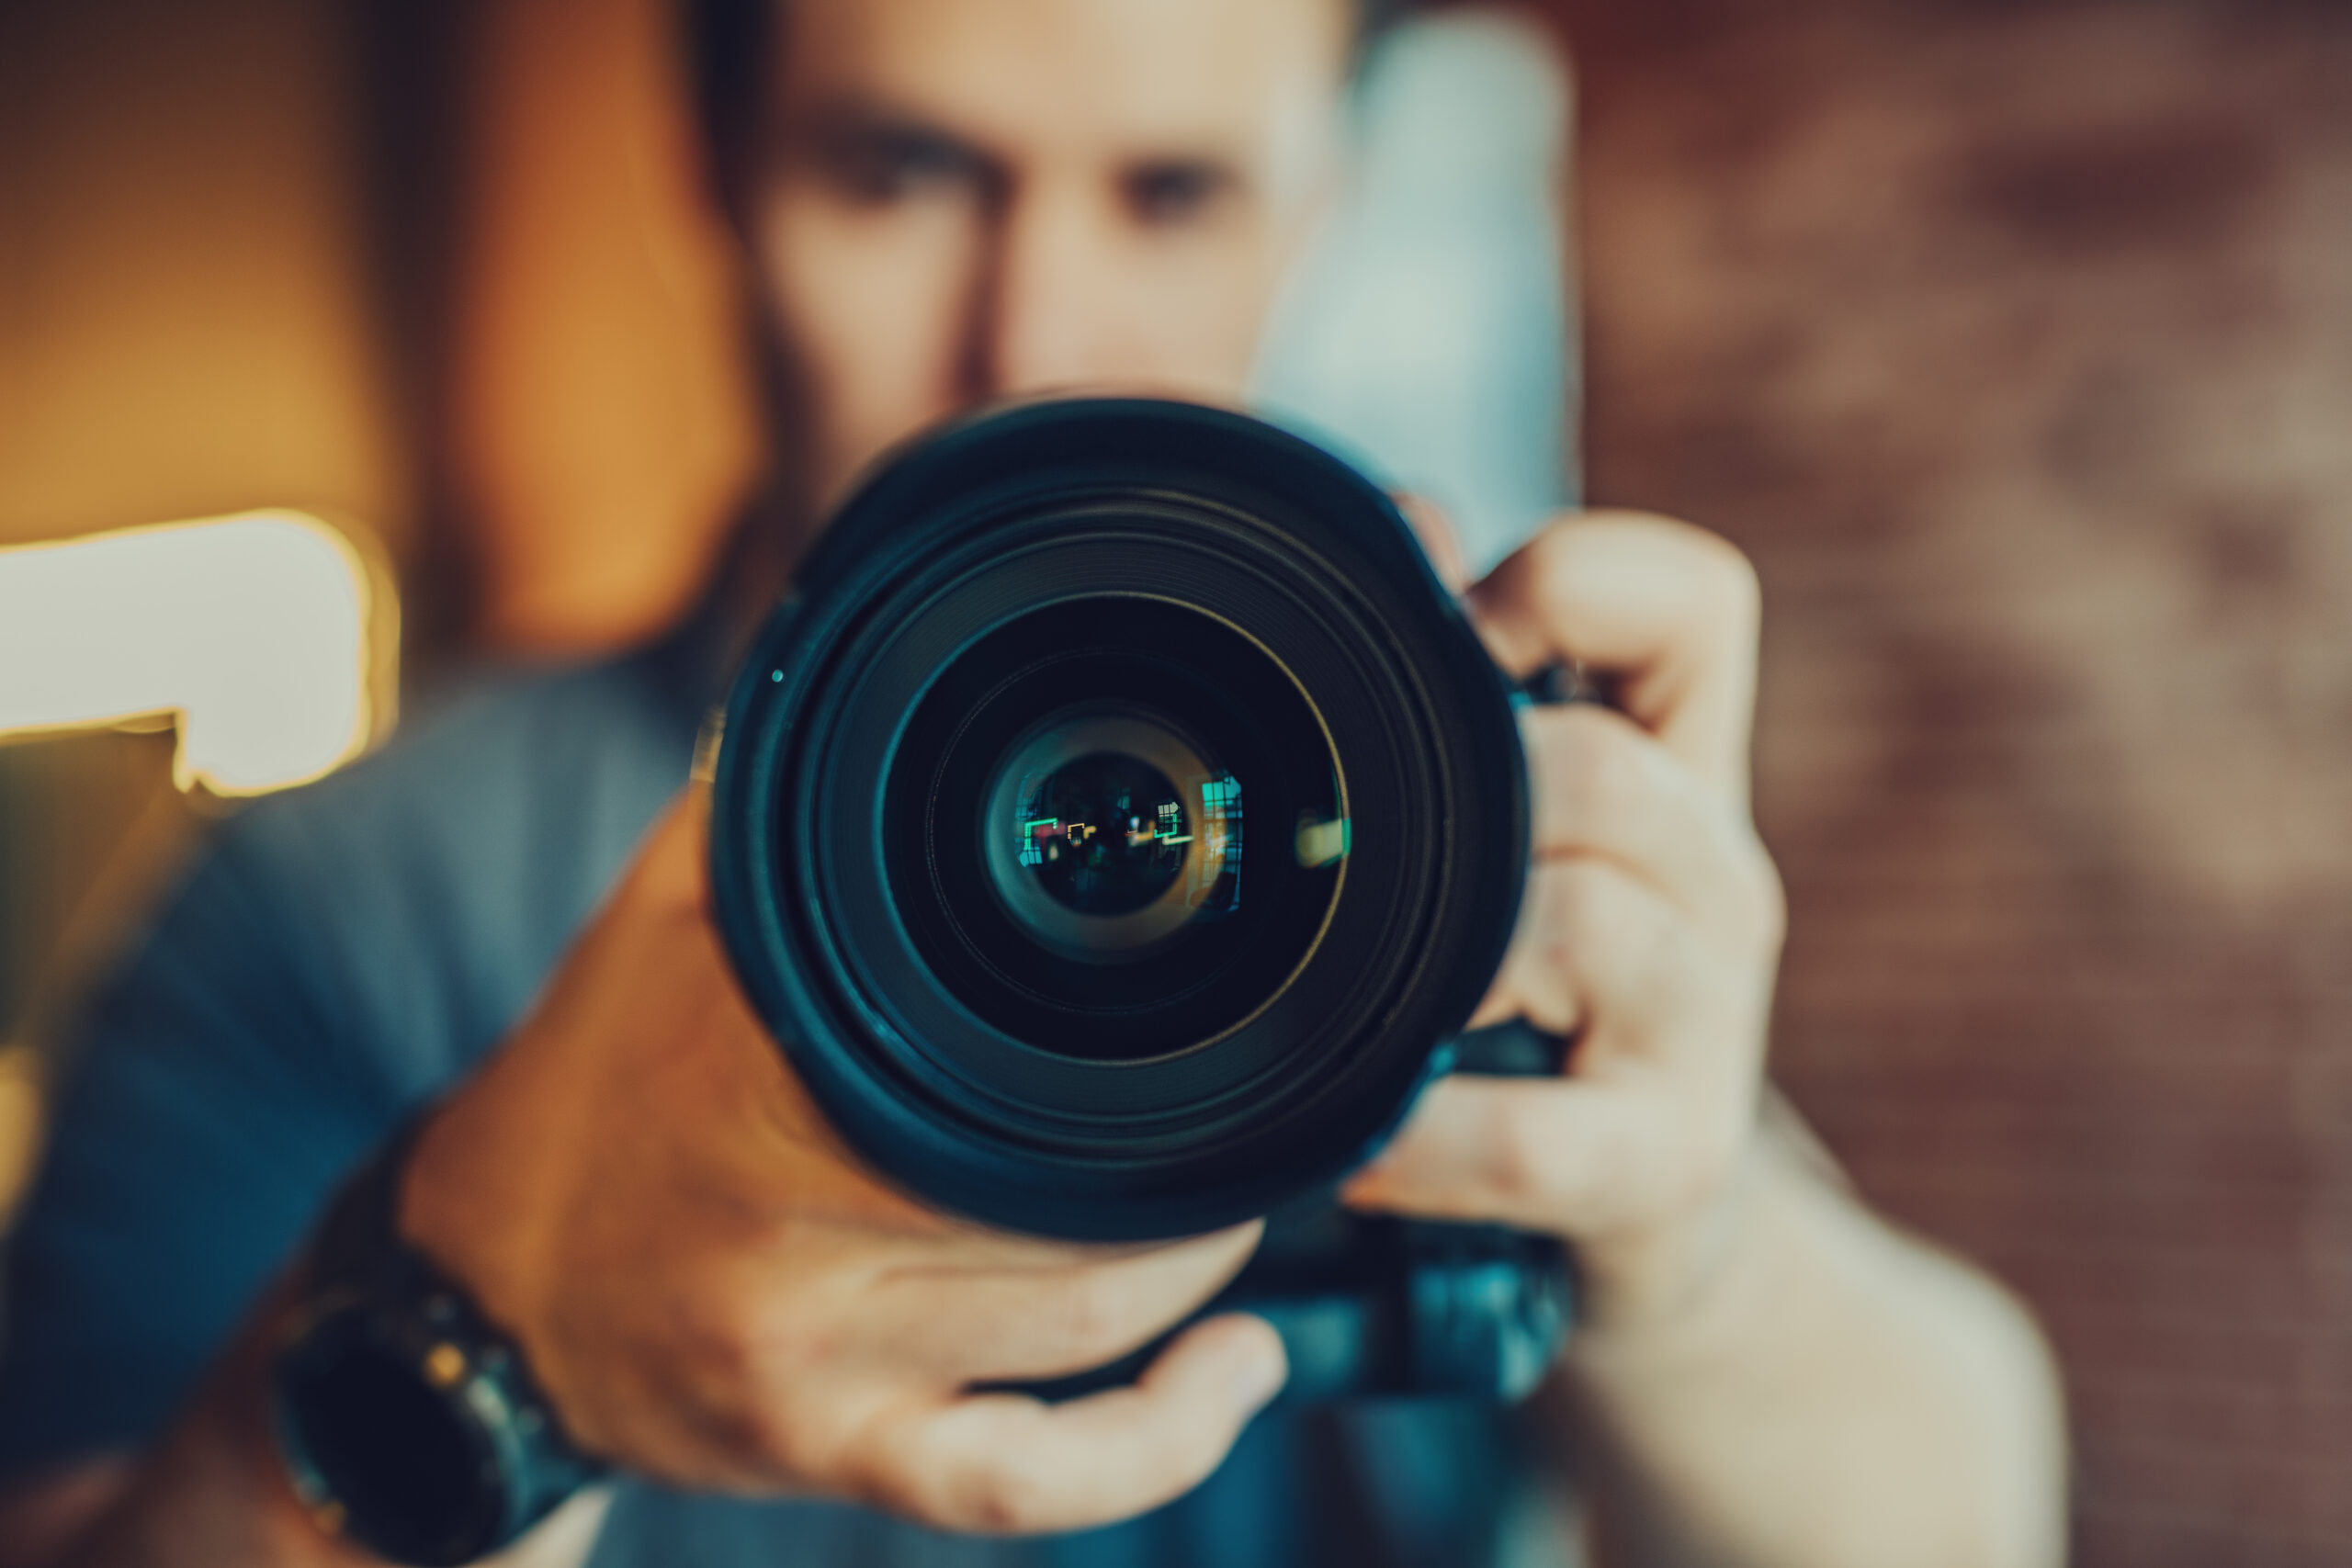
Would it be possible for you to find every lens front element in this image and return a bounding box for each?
[1016,750,1192,917]
[983,712,1241,962]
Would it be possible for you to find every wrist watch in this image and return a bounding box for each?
[270,1122,605,1566]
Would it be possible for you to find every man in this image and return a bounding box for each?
[0,0,2066,1563]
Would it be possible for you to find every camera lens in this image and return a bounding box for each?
[981,711,1239,960]
[1014,748,1188,917]
[710,399,1530,1241]
[888,597,1339,1062]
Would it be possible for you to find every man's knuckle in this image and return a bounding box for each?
[1694,533,1763,628]
[957,1454,1058,1535]
[739,1403,823,1478]
[1701,819,1783,951]
[845,1423,973,1529]
[1517,527,1581,617]
[849,1446,933,1524]
[1526,517,1577,574]
[1745,842,1789,952]
[1149,1411,1234,1498]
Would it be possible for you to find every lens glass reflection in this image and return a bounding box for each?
[886,596,1341,1057]
[980,709,1243,964]
[1017,752,1188,916]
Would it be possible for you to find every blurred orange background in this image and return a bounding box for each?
[2,1,2348,1563]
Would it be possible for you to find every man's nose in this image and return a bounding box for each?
[965,185,1131,401]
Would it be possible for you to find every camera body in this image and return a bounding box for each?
[710,399,1571,1401]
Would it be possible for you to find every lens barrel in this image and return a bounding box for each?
[711,400,1531,1242]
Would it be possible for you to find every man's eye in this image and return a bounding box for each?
[819,131,981,205]
[1122,162,1234,228]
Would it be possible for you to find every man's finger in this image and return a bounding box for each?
[1465,852,1586,1035]
[880,1222,1265,1382]
[1395,493,1472,594]
[1524,704,1781,945]
[1473,859,1690,1043]
[1467,513,1759,803]
[1342,1074,1735,1241]
[858,1314,1286,1536]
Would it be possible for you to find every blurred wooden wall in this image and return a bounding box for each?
[1543,2,2352,1563]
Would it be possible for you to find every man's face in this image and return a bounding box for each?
[748,0,1352,510]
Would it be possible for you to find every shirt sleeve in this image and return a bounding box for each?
[0,657,695,1482]
[0,818,401,1477]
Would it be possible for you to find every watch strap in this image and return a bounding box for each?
[273,1118,605,1566]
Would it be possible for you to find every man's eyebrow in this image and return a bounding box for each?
[1121,151,1248,186]
[784,96,993,169]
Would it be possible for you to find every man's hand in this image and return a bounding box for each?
[401,790,1286,1538]
[1349,508,2064,1568]
[1346,510,1783,1327]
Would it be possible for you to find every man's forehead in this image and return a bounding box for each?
[774,0,1351,154]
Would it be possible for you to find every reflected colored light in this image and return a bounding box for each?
[0,511,390,794]
[1295,815,1349,869]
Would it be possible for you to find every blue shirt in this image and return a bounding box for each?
[0,620,1561,1567]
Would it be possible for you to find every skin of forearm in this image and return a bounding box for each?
[1555,1136,2068,1568]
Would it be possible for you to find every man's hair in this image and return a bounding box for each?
[683,0,1413,208]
